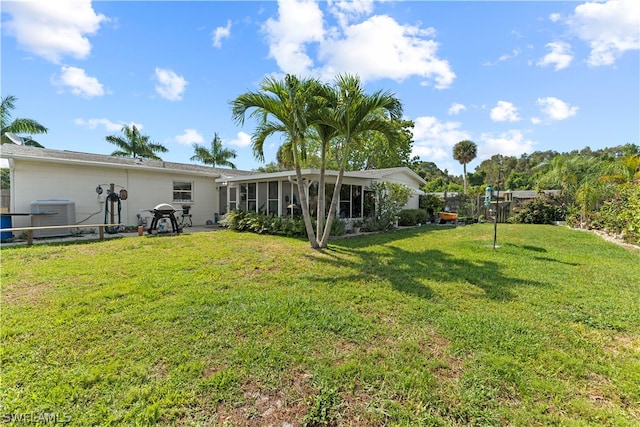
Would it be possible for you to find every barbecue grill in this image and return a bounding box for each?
[148,203,182,234]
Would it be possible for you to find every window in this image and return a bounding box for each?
[247,183,257,212]
[268,181,279,215]
[339,185,363,218]
[229,187,237,211]
[173,181,193,202]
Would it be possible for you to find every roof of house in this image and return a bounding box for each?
[0,144,255,178]
[216,167,426,186]
[1,145,426,188]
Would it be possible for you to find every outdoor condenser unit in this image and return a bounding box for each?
[30,200,76,238]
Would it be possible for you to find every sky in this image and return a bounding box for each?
[1,0,639,175]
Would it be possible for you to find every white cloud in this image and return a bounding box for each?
[490,101,521,122]
[75,118,142,132]
[212,20,232,48]
[537,97,578,121]
[448,103,466,115]
[319,15,454,88]
[227,131,252,148]
[537,41,573,70]
[549,13,562,23]
[262,0,325,75]
[410,116,472,161]
[263,0,455,88]
[175,129,204,146]
[154,68,187,101]
[328,0,375,27]
[52,66,105,98]
[567,0,639,66]
[2,0,107,63]
[530,117,542,125]
[499,48,521,62]
[479,130,536,159]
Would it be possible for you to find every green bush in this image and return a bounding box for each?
[594,182,640,244]
[419,194,444,221]
[220,210,346,238]
[398,209,428,226]
[509,194,567,224]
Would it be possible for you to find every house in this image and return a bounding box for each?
[0,144,425,229]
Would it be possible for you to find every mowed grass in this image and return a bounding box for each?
[1,224,639,426]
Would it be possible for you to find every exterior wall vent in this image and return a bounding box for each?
[30,200,76,238]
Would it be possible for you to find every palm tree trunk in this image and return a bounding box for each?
[319,166,345,248]
[294,163,319,248]
[316,148,326,238]
[463,163,468,194]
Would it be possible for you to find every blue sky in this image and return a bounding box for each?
[2,0,638,175]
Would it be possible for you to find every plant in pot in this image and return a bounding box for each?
[352,219,365,233]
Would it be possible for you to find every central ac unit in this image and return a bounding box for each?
[31,200,76,238]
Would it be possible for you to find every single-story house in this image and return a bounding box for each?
[1,144,425,229]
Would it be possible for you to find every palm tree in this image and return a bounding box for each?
[316,74,403,248]
[1,95,48,147]
[190,133,237,169]
[231,74,325,248]
[106,124,168,160]
[452,140,477,194]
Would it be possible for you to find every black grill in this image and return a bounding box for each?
[148,203,181,234]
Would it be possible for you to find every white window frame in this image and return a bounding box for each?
[173,181,194,203]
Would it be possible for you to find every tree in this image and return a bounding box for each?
[316,73,403,248]
[231,73,403,249]
[190,133,237,169]
[452,140,477,194]
[231,74,325,248]
[1,95,48,147]
[346,115,415,170]
[106,124,168,160]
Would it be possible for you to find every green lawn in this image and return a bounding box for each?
[1,224,639,426]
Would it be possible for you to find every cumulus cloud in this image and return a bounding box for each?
[319,15,454,88]
[227,131,252,148]
[262,0,325,75]
[52,66,105,98]
[154,68,187,101]
[549,13,562,23]
[175,129,204,146]
[448,103,466,115]
[410,116,472,161]
[567,0,639,66]
[74,118,142,132]
[263,0,455,88]
[2,0,107,63]
[490,101,521,122]
[537,97,578,121]
[212,20,232,48]
[537,41,573,70]
[328,0,375,27]
[478,130,536,159]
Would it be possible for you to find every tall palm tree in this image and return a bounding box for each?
[1,95,48,147]
[106,124,168,160]
[452,139,477,194]
[317,73,402,248]
[190,133,237,169]
[231,74,325,248]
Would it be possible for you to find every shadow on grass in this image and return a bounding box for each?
[316,227,546,301]
[504,242,547,253]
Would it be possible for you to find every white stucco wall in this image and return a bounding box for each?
[9,159,218,228]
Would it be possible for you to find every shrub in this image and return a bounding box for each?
[220,210,345,238]
[509,193,567,224]
[419,194,444,221]
[398,209,428,226]
[594,182,640,244]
